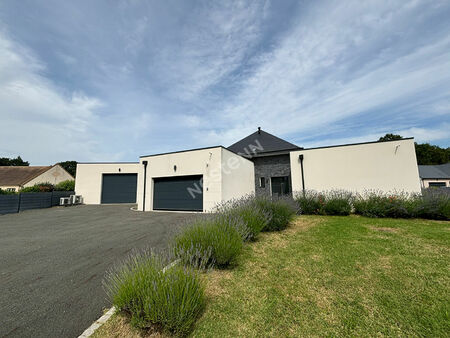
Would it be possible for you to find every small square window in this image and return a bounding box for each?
[6,188,16,192]
[259,177,265,188]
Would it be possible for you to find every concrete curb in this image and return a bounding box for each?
[78,259,180,338]
[78,306,116,338]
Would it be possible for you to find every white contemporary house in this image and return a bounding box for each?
[75,146,254,212]
[75,128,422,212]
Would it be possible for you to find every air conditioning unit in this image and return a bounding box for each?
[70,195,82,205]
[60,197,71,206]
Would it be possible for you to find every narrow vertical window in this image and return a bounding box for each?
[260,177,265,188]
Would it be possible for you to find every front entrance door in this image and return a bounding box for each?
[271,176,290,197]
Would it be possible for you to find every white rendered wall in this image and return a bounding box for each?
[221,148,255,202]
[138,147,254,212]
[138,147,223,212]
[75,163,140,204]
[290,139,421,194]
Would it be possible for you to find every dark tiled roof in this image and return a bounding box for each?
[228,128,300,157]
[0,166,52,186]
[418,163,450,179]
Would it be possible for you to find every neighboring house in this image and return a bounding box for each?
[418,163,450,188]
[0,165,74,192]
[75,128,422,212]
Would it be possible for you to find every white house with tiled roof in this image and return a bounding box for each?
[0,165,74,192]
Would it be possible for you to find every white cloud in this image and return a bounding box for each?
[150,1,268,100]
[209,0,450,145]
[0,31,103,164]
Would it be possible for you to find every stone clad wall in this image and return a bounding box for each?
[252,154,292,195]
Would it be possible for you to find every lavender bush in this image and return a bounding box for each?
[103,250,205,335]
[255,195,299,231]
[297,189,450,220]
[215,195,271,241]
[294,190,352,215]
[173,215,244,268]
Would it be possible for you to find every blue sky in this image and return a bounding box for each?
[0,0,449,165]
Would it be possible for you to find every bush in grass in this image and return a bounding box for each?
[322,190,352,216]
[295,190,351,216]
[416,189,450,220]
[54,180,75,191]
[173,215,244,268]
[256,195,298,231]
[294,190,323,215]
[353,192,407,218]
[215,195,271,241]
[353,190,449,220]
[104,250,205,336]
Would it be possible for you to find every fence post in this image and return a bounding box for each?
[17,193,21,213]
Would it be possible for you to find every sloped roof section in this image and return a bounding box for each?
[228,128,300,157]
[418,163,450,179]
[0,166,52,186]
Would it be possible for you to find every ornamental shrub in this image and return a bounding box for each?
[215,195,271,241]
[20,182,54,193]
[256,195,298,231]
[416,189,450,220]
[104,250,205,336]
[173,215,244,268]
[295,190,322,215]
[54,180,75,191]
[295,190,351,215]
[322,190,352,216]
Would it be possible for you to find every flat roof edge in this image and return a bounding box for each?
[77,162,140,164]
[294,137,414,152]
[140,145,224,158]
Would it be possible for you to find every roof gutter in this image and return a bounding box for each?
[142,161,148,212]
[299,154,305,195]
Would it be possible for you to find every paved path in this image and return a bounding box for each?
[0,205,196,337]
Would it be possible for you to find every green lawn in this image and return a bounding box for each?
[192,216,450,337]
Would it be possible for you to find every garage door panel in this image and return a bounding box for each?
[101,174,137,204]
[153,175,203,211]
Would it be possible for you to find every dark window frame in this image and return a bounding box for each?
[428,182,446,187]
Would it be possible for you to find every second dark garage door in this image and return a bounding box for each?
[153,175,203,211]
[101,173,137,204]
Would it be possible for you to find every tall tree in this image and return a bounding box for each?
[57,161,77,177]
[0,156,29,166]
[415,143,450,165]
[378,134,450,165]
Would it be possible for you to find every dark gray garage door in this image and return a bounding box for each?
[101,174,137,204]
[153,175,203,211]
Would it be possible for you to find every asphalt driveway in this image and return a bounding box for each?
[0,205,197,337]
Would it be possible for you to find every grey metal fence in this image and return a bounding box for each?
[0,191,75,215]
